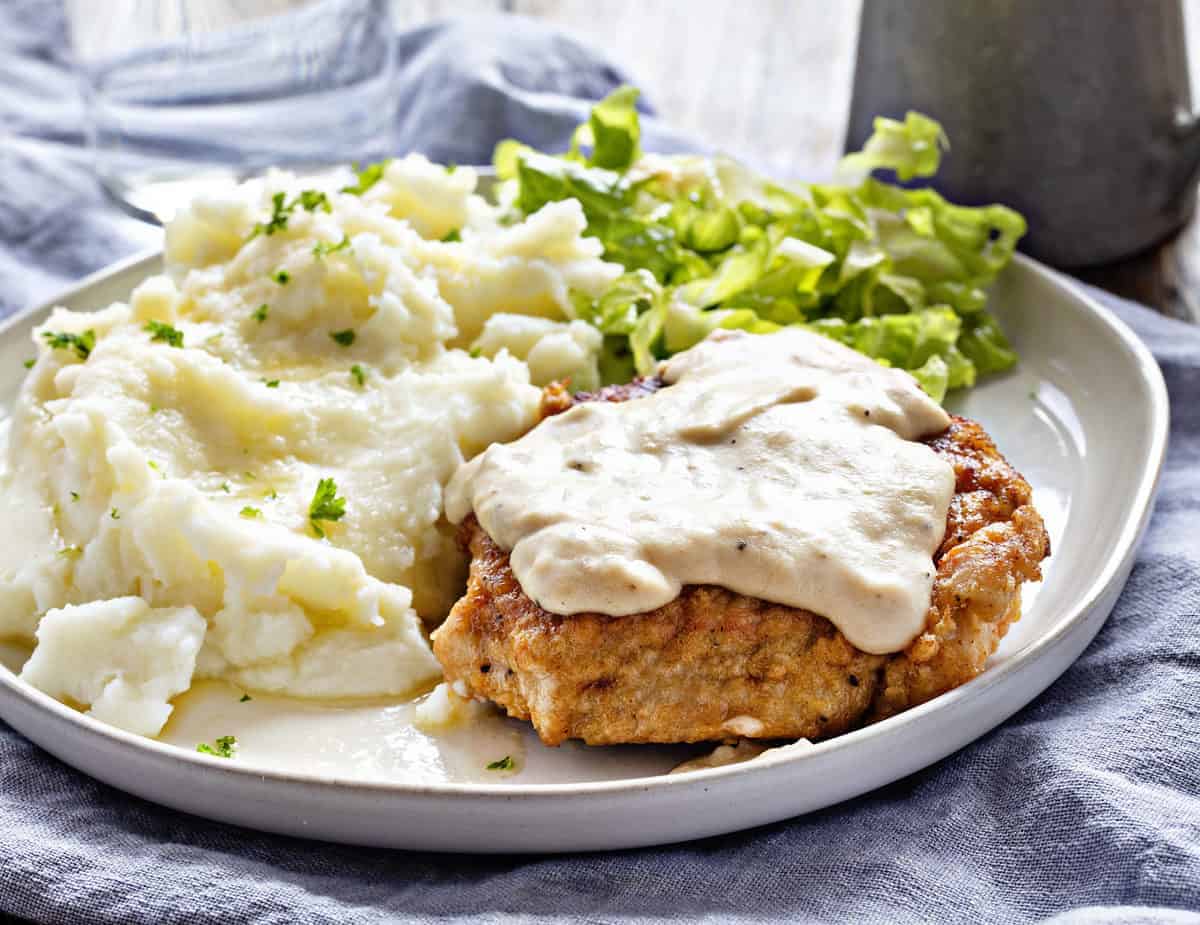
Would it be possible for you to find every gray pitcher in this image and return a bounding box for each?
[847,0,1200,268]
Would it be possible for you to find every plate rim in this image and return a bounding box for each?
[0,250,1170,800]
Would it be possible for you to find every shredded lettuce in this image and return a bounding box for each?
[582,85,642,170]
[837,112,947,183]
[493,88,1026,402]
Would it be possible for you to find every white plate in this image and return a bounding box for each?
[0,250,1168,852]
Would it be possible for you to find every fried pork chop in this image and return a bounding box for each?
[432,379,1050,746]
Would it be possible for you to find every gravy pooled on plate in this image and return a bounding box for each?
[446,328,955,654]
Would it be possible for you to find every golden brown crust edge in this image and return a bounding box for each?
[433,402,1050,747]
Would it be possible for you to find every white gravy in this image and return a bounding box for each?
[445,328,955,654]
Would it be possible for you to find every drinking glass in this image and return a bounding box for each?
[65,0,398,223]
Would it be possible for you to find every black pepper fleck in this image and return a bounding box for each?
[736,540,747,551]
[848,674,860,687]
[479,663,491,674]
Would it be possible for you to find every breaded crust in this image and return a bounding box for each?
[433,384,1050,746]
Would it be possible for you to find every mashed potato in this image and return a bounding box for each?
[472,315,603,393]
[0,156,621,736]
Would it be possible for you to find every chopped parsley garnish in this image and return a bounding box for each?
[145,320,184,348]
[69,491,80,502]
[272,270,291,285]
[248,189,331,239]
[297,189,330,213]
[110,508,120,520]
[340,160,390,196]
[58,545,82,559]
[239,506,262,518]
[468,346,482,359]
[486,756,515,771]
[148,460,160,472]
[350,364,367,387]
[441,228,462,243]
[445,163,458,174]
[42,329,95,360]
[252,304,270,323]
[250,192,290,239]
[313,236,351,258]
[23,358,34,369]
[264,489,278,501]
[263,378,280,388]
[196,735,237,758]
[239,694,252,703]
[220,481,231,493]
[329,329,356,347]
[308,477,346,538]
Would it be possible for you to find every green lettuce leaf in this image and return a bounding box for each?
[574,270,661,336]
[513,152,628,218]
[663,302,778,356]
[837,111,948,182]
[909,355,950,403]
[587,86,642,170]
[630,298,666,375]
[959,313,1018,374]
[677,237,769,308]
[598,335,637,384]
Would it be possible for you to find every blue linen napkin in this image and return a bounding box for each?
[2,4,1199,923]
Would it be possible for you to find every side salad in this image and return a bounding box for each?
[491,88,1027,402]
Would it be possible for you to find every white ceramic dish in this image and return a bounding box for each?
[0,249,1168,853]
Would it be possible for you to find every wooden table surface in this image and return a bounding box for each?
[395,0,1200,323]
